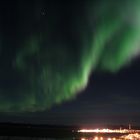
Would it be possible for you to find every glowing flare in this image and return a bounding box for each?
[78,128,140,133]
[100,137,103,140]
[94,136,98,140]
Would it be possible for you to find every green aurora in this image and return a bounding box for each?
[0,0,140,111]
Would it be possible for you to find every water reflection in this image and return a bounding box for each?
[80,133,140,140]
[81,137,117,140]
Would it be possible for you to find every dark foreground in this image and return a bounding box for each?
[0,123,139,140]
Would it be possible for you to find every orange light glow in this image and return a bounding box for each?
[94,136,98,140]
[121,133,140,139]
[78,128,140,134]
[100,137,103,140]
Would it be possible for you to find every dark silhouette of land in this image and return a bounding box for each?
[0,123,79,139]
[0,123,139,139]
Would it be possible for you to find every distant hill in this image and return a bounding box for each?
[0,122,79,138]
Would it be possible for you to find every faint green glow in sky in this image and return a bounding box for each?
[0,0,140,111]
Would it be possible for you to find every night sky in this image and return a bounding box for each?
[0,0,140,126]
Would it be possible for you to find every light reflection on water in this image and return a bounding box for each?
[80,133,140,140]
[0,133,140,140]
[0,136,119,140]
[80,136,118,140]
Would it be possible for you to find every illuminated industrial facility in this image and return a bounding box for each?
[78,126,140,134]
[78,128,140,133]
[78,125,140,140]
[80,134,140,140]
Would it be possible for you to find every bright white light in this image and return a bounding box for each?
[94,136,98,140]
[78,128,140,134]
[121,133,140,140]
[81,138,86,140]
[100,137,103,140]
